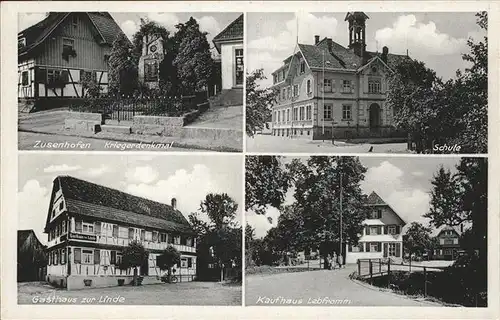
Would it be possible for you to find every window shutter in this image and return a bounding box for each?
[384,226,388,234]
[112,225,118,238]
[366,243,370,252]
[365,226,370,235]
[75,220,82,232]
[359,243,364,252]
[348,244,352,252]
[396,243,401,257]
[129,228,134,240]
[61,249,66,264]
[377,243,382,252]
[36,68,47,84]
[141,230,145,241]
[94,249,100,264]
[74,248,81,263]
[351,81,355,93]
[377,210,382,219]
[95,222,101,235]
[383,243,388,257]
[110,251,116,265]
[396,226,400,234]
[377,226,382,235]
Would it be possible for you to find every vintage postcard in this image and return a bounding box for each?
[1,1,499,320]
[17,11,243,152]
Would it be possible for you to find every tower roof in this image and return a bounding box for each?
[344,12,370,21]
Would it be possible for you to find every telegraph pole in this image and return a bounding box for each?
[339,160,343,268]
[322,49,325,141]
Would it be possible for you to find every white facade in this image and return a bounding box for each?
[220,41,243,89]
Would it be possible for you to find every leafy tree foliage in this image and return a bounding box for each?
[246,69,278,137]
[121,240,149,285]
[109,33,137,96]
[156,245,181,279]
[286,156,368,268]
[173,17,214,94]
[189,193,241,281]
[388,12,487,153]
[245,156,290,216]
[403,222,434,259]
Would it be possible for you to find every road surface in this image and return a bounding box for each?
[246,134,408,153]
[246,266,441,306]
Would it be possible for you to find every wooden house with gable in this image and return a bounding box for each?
[18,12,127,111]
[345,191,406,263]
[44,175,197,290]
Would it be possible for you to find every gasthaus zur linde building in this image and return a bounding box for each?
[270,12,411,140]
[44,176,197,290]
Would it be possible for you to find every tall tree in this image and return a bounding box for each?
[173,17,214,94]
[189,193,241,281]
[286,156,368,268]
[108,33,137,96]
[246,69,278,137]
[245,156,290,216]
[403,222,434,260]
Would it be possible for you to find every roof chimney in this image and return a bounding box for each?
[381,46,389,64]
[171,198,177,210]
[315,35,320,45]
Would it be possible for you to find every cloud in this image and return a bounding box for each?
[246,207,281,239]
[373,15,467,58]
[43,164,82,173]
[361,160,430,227]
[120,20,138,39]
[125,166,158,184]
[18,180,51,244]
[197,16,221,39]
[85,165,111,178]
[18,13,46,31]
[125,164,224,220]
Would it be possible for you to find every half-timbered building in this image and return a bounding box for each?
[44,176,197,290]
[18,12,126,111]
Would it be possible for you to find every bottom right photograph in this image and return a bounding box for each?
[245,156,487,307]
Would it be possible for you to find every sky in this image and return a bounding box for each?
[18,12,242,57]
[247,12,485,87]
[246,156,462,239]
[18,154,243,245]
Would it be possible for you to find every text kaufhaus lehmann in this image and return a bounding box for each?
[256,296,351,305]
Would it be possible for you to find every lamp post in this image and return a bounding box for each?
[339,163,343,268]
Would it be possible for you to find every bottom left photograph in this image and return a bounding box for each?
[17,153,243,305]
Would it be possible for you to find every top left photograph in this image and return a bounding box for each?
[17,12,244,152]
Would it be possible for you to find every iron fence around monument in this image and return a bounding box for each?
[68,93,208,122]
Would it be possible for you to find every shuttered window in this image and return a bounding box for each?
[94,249,100,264]
[111,251,116,265]
[94,222,101,235]
[160,233,167,243]
[74,248,81,263]
[187,258,192,268]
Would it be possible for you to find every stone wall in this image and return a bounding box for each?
[63,112,104,133]
[131,115,185,136]
[65,274,195,290]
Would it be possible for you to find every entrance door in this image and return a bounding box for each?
[369,103,381,128]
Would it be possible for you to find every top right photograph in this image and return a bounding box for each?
[246,11,488,154]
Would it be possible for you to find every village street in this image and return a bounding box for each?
[245,266,442,306]
[246,135,408,153]
[18,281,241,305]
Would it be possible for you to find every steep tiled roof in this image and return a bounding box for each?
[278,37,410,74]
[366,191,387,206]
[48,176,195,235]
[18,12,126,57]
[213,14,243,52]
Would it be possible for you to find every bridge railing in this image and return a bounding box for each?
[356,258,448,298]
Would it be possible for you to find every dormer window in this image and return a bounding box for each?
[18,37,26,48]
